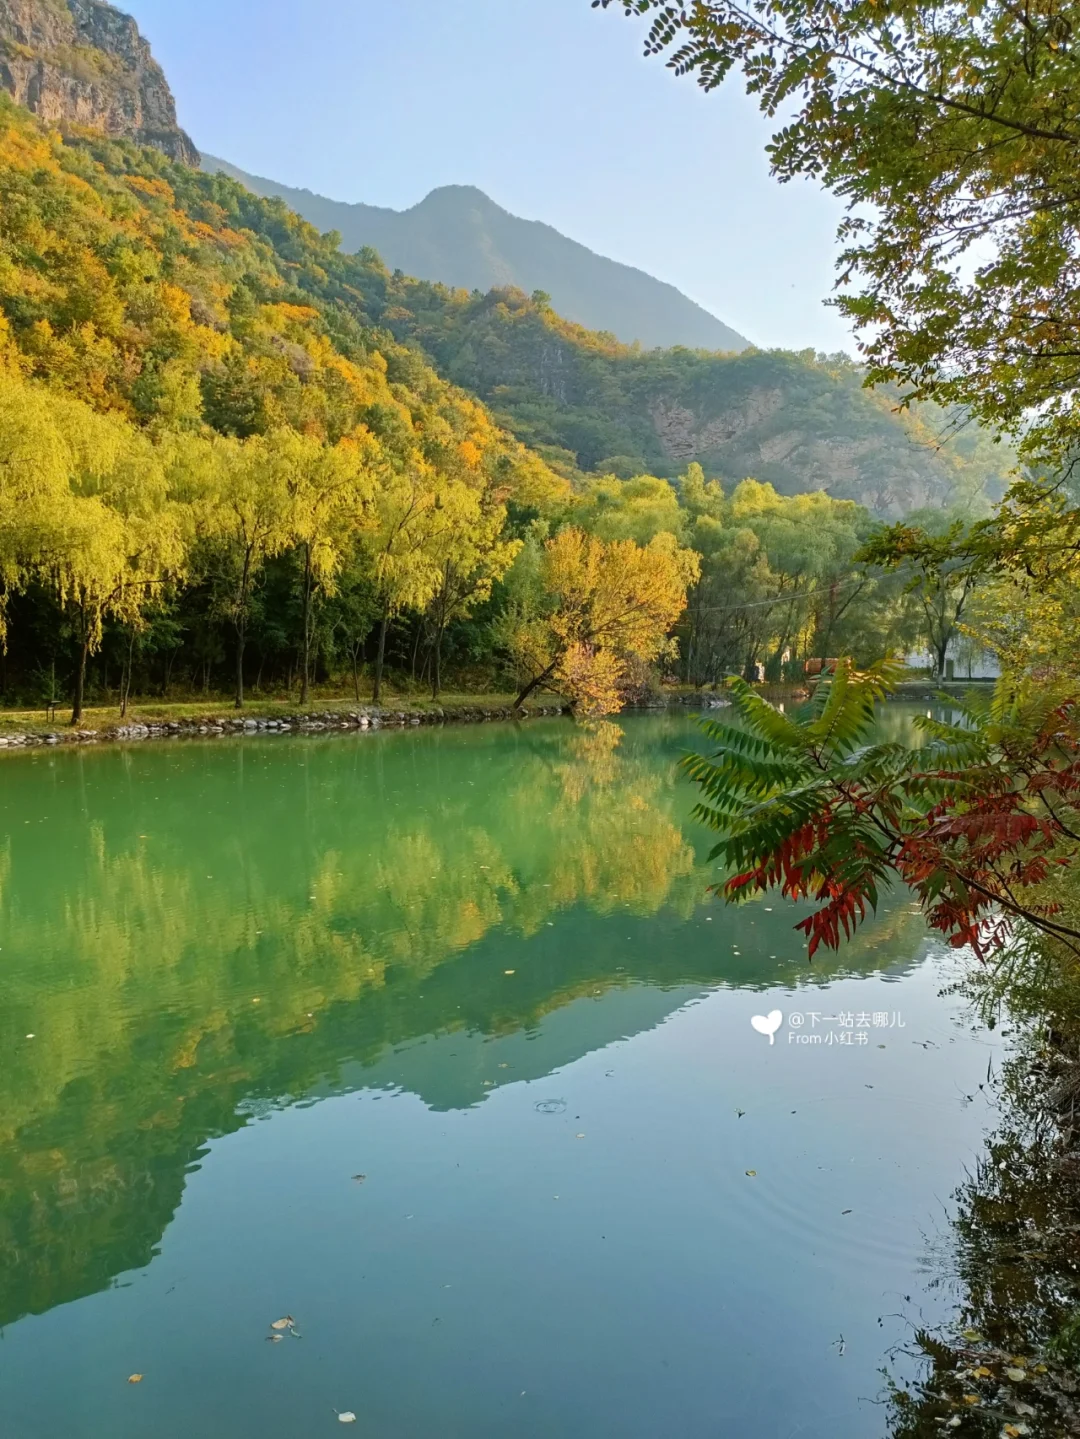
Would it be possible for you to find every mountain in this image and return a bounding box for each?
[0,0,198,164]
[0,0,1009,513]
[204,158,751,354]
[376,283,1012,514]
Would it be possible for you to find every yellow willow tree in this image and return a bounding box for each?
[508,527,700,716]
[0,369,186,723]
[425,488,521,701]
[279,429,380,706]
[49,425,185,727]
[0,368,77,641]
[364,460,465,705]
[196,434,294,709]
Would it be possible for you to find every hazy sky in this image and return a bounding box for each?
[121,0,852,353]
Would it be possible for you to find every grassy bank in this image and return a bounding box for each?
[0,689,573,745]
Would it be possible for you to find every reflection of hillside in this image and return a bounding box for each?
[0,718,926,1330]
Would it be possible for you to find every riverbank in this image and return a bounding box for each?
[0,686,744,750]
[0,677,969,752]
[0,694,573,749]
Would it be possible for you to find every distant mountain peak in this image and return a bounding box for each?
[203,157,750,353]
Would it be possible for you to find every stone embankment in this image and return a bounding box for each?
[0,703,570,750]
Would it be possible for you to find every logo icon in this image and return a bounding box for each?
[751,1010,783,1045]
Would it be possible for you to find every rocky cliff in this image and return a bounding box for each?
[0,0,198,163]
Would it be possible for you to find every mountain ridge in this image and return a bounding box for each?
[204,155,751,354]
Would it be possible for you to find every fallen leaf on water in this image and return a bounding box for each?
[338,1412,356,1424]
[504,970,515,976]
[971,1366,993,1378]
[842,1209,853,1215]
[745,1170,757,1177]
[576,1133,585,1139]
[352,1175,366,1184]
[271,1316,294,1331]
[962,1394,981,1406]
[961,1328,984,1342]
[1005,1368,1027,1382]
[267,1334,283,1344]
[128,1374,143,1385]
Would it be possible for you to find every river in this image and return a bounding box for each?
[0,710,998,1437]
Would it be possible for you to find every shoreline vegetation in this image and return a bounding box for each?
[0,677,987,750]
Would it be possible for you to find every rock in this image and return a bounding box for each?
[0,0,200,164]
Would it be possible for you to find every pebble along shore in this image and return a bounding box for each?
[0,704,573,750]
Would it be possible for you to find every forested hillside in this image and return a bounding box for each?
[205,160,1011,514]
[0,0,1015,716]
[378,283,1012,514]
[0,83,1001,713]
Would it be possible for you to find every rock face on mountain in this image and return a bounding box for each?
[205,158,749,354]
[0,0,198,164]
[378,287,1009,513]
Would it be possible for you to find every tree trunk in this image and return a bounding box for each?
[514,657,561,711]
[410,621,423,685]
[351,647,361,703]
[120,628,135,719]
[71,625,90,727]
[432,626,443,702]
[234,620,246,709]
[300,544,313,706]
[373,606,390,705]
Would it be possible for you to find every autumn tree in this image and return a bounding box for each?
[363,460,462,705]
[507,526,700,715]
[198,435,293,708]
[279,430,379,705]
[685,663,1080,960]
[0,371,185,723]
[425,491,521,701]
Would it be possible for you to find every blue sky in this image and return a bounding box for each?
[122,0,851,352]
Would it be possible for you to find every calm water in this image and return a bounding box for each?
[0,712,998,1438]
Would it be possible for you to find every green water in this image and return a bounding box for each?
[0,712,997,1438]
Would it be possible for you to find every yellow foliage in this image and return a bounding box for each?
[509,526,700,715]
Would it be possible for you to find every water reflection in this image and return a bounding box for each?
[0,715,928,1333]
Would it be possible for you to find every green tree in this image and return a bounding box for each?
[596,0,1080,470]
[860,513,979,677]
